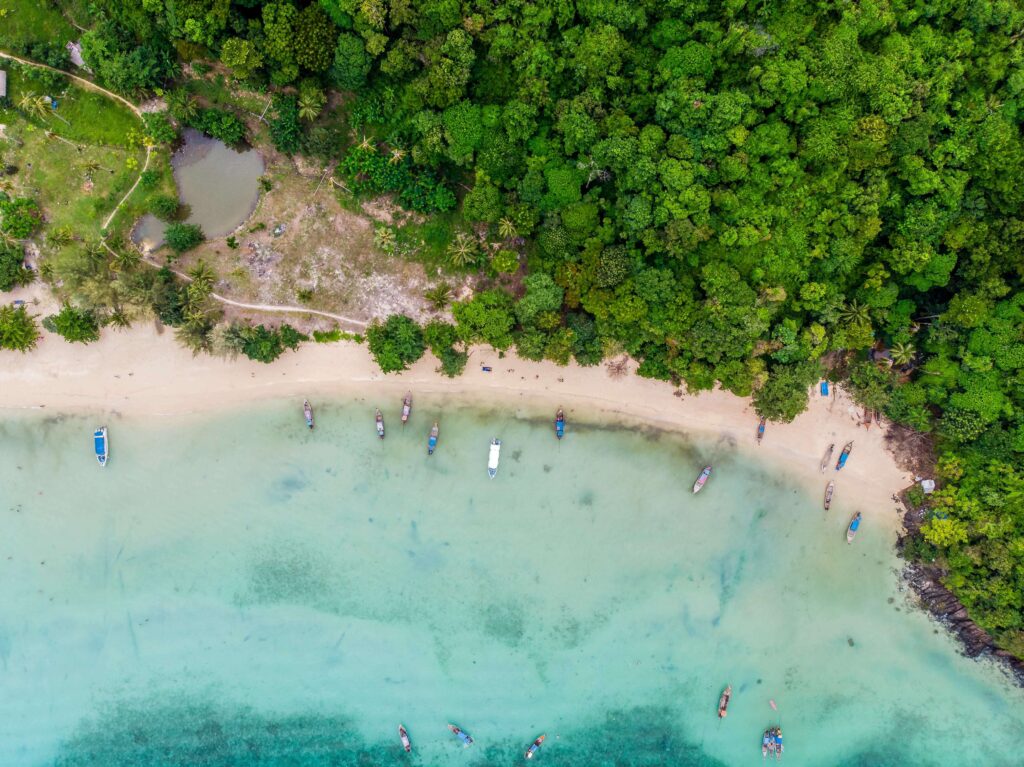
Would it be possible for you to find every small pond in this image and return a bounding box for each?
[133,128,265,250]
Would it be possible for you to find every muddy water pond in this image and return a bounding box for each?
[133,128,265,250]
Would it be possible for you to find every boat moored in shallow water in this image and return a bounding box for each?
[693,465,712,494]
[555,408,565,440]
[376,409,385,439]
[401,393,412,425]
[428,422,439,455]
[94,426,108,467]
[718,685,732,717]
[303,400,314,430]
[820,443,835,473]
[488,439,501,478]
[448,724,473,746]
[847,511,862,543]
[525,734,546,759]
[824,481,835,511]
[398,724,411,753]
[835,441,853,471]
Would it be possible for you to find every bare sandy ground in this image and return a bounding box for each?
[0,317,913,530]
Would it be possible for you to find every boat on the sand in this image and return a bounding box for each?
[525,735,546,759]
[488,438,501,478]
[824,481,835,511]
[820,443,835,473]
[448,724,473,746]
[398,724,411,753]
[693,465,712,494]
[401,393,412,425]
[718,685,732,718]
[428,422,439,455]
[94,426,108,467]
[846,511,862,543]
[303,400,314,430]
[757,417,766,444]
[835,441,853,471]
[376,409,385,439]
[555,408,565,440]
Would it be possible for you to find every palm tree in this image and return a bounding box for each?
[446,233,479,268]
[373,225,395,252]
[889,341,916,367]
[357,134,375,152]
[46,226,74,248]
[839,300,871,326]
[167,90,198,123]
[111,248,141,273]
[18,92,48,120]
[424,283,452,310]
[298,91,325,122]
[188,261,216,293]
[388,146,407,165]
[498,217,518,240]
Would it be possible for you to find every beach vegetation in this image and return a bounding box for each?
[0,304,40,352]
[221,322,308,364]
[423,319,467,378]
[366,314,425,373]
[0,196,43,239]
[0,242,34,291]
[43,304,101,344]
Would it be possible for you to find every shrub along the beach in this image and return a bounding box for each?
[43,304,101,344]
[222,322,308,364]
[0,196,43,239]
[366,314,425,374]
[0,242,34,292]
[423,320,468,378]
[0,304,41,352]
[164,223,204,254]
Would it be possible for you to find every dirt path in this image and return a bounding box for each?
[4,49,368,329]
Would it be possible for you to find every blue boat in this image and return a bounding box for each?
[428,422,439,455]
[847,511,862,543]
[94,426,108,467]
[448,724,473,746]
[555,408,565,439]
[835,441,853,471]
[303,400,314,430]
[820,380,829,397]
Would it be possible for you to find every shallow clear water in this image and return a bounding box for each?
[133,128,264,249]
[1,399,1022,766]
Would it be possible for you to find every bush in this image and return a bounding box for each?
[366,314,425,373]
[43,304,101,344]
[0,304,40,352]
[423,320,467,377]
[269,94,301,154]
[164,223,204,253]
[150,195,180,221]
[143,112,178,145]
[0,197,43,239]
[0,242,33,292]
[225,322,308,363]
[190,108,246,145]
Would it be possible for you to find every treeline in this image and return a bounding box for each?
[6,0,1022,654]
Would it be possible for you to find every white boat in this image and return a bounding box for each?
[94,426,108,467]
[488,438,501,478]
[692,465,711,493]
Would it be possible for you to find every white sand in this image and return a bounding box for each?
[0,317,912,527]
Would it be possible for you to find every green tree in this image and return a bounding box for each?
[452,290,515,350]
[0,197,43,239]
[366,314,425,373]
[331,33,372,90]
[43,304,101,344]
[293,3,337,73]
[753,363,819,423]
[0,242,33,291]
[0,304,40,352]
[220,37,264,80]
[165,223,204,253]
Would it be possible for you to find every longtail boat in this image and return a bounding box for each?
[819,443,835,473]
[303,400,314,430]
[874,410,882,427]
[718,685,732,718]
[835,441,853,471]
[525,735,546,759]
[757,417,766,444]
[846,511,862,543]
[824,481,835,511]
[488,438,501,478]
[555,408,565,440]
[693,465,712,494]
[428,422,439,455]
[401,393,412,425]
[94,426,108,467]
[376,409,385,439]
[448,724,473,746]
[398,724,411,753]
[863,408,873,429]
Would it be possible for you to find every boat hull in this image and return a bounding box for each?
[94,427,108,467]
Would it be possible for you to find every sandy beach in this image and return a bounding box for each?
[0,314,913,528]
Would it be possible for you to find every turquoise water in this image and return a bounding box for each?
[1,400,1022,766]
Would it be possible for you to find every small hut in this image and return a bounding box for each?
[0,70,7,99]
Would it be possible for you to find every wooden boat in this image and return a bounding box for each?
[94,426,108,467]
[693,465,712,494]
[448,724,473,746]
[303,400,314,430]
[398,724,411,753]
[874,409,882,426]
[863,408,872,429]
[819,443,834,473]
[428,422,439,455]
[835,441,853,471]
[846,511,862,543]
[525,735,546,759]
[488,438,501,478]
[824,481,835,511]
[376,408,385,439]
[555,408,565,440]
[401,393,412,425]
[718,685,732,718]
[757,417,766,444]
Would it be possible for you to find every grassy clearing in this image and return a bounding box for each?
[1,63,139,146]
[0,0,75,52]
